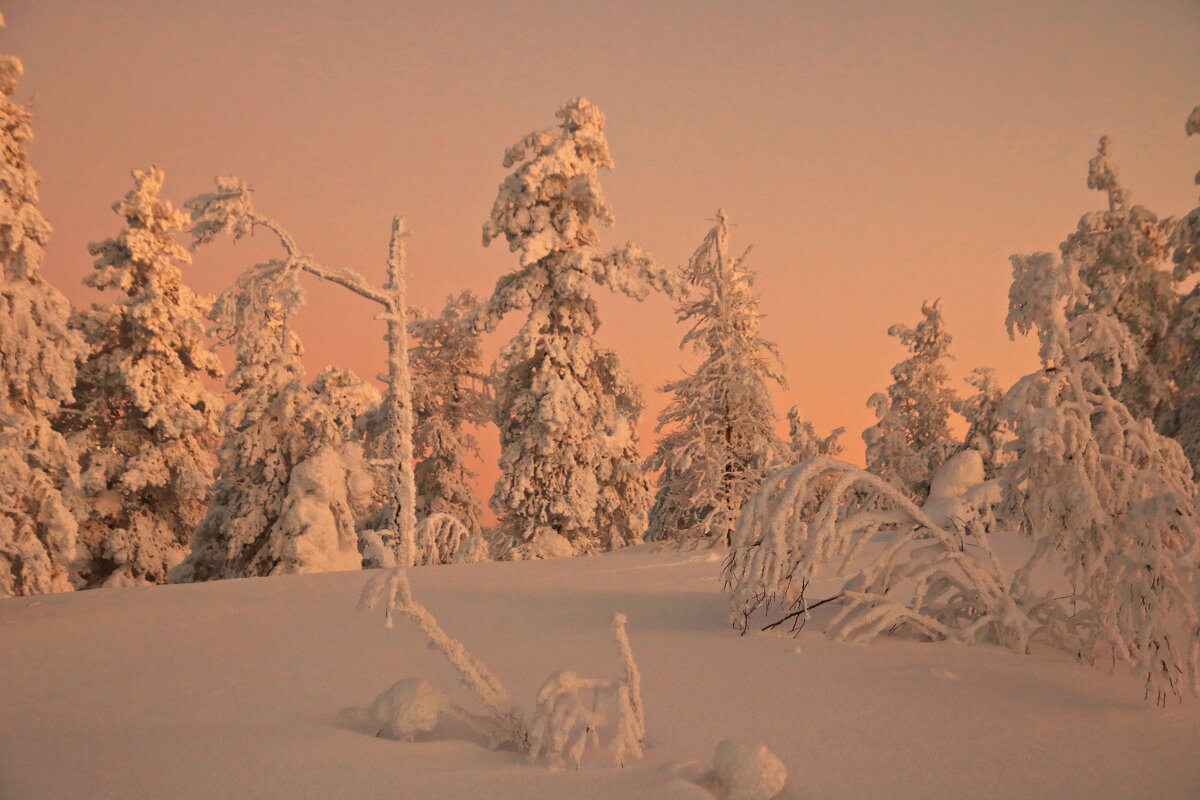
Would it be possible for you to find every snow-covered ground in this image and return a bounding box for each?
[2,546,1198,799]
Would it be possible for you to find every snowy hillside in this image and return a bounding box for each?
[3,547,1198,800]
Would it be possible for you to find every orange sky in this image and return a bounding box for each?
[7,0,1199,522]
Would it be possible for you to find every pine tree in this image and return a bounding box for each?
[1162,106,1200,470]
[863,300,959,500]
[1063,136,1177,423]
[410,291,489,537]
[59,168,223,587]
[786,406,844,463]
[474,97,679,557]
[0,33,86,596]
[645,210,786,546]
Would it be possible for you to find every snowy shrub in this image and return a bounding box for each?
[646,210,787,547]
[786,406,844,464]
[411,512,489,566]
[473,97,681,554]
[527,613,645,768]
[358,568,648,766]
[725,453,1028,650]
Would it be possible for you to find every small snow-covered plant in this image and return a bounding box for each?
[358,569,648,767]
[411,512,489,566]
[527,613,646,769]
[359,567,529,750]
[724,452,1029,651]
[646,210,787,547]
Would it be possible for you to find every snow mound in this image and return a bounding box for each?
[709,740,788,800]
[344,678,450,740]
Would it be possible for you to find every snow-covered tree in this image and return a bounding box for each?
[0,34,86,596]
[862,300,959,500]
[1063,136,1177,423]
[786,406,844,463]
[181,179,419,568]
[645,210,786,546]
[177,254,378,579]
[1161,107,1200,470]
[1000,250,1199,704]
[725,248,1200,704]
[58,168,222,588]
[173,259,309,581]
[410,291,489,537]
[473,97,679,556]
[954,367,1012,480]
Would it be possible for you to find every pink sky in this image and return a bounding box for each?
[7,1,1199,520]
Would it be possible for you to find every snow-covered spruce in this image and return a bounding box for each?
[359,569,647,767]
[473,97,680,556]
[183,179,421,567]
[862,299,959,501]
[0,32,86,597]
[175,255,377,579]
[1162,106,1200,470]
[786,406,844,464]
[409,291,489,539]
[59,168,223,588]
[1001,250,1200,705]
[953,366,1012,480]
[1063,136,1177,426]
[645,210,787,547]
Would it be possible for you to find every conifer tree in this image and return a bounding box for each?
[786,406,844,463]
[174,260,309,581]
[176,260,378,580]
[645,210,786,546]
[0,30,86,596]
[1063,136,1177,423]
[410,291,489,537]
[60,168,223,587]
[1162,106,1200,470]
[474,97,678,556]
[1001,250,1199,704]
[863,300,959,500]
[954,367,1011,480]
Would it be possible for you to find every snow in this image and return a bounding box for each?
[709,740,788,800]
[2,546,1198,799]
